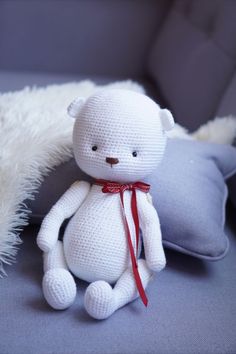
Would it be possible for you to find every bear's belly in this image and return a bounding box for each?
[63,192,134,283]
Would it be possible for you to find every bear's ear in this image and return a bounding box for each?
[67,97,86,118]
[160,108,175,131]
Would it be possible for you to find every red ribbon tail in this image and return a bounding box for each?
[120,190,148,307]
[131,189,140,255]
[133,261,148,307]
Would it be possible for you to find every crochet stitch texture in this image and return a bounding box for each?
[37,88,174,319]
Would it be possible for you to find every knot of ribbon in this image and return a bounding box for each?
[95,179,150,307]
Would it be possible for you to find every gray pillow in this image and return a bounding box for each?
[147,139,236,260]
[228,177,236,209]
[28,139,236,260]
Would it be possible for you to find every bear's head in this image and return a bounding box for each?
[68,89,174,183]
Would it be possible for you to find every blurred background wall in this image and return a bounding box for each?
[0,0,170,78]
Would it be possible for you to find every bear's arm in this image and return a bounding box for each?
[137,191,166,272]
[37,181,90,252]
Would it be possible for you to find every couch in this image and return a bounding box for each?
[1,1,236,353]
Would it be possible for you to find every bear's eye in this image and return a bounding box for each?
[92,145,98,151]
[132,151,138,157]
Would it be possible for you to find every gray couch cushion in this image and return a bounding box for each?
[1,220,236,354]
[148,0,236,130]
[29,139,236,260]
[228,140,236,209]
[216,72,236,118]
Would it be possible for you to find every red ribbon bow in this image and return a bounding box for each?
[95,179,150,307]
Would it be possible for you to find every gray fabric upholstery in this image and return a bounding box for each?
[229,150,236,209]
[216,72,236,118]
[1,219,236,354]
[148,0,236,130]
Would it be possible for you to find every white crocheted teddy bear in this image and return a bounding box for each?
[37,88,174,319]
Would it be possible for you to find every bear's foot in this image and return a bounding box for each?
[84,281,117,320]
[42,268,76,310]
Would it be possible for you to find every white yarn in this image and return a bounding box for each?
[37,89,171,319]
[42,268,76,310]
[0,80,144,274]
[72,89,172,183]
[84,259,152,319]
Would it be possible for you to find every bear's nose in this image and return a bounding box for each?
[106,157,119,165]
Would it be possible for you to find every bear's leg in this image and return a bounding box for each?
[84,259,152,320]
[113,258,153,308]
[42,240,76,310]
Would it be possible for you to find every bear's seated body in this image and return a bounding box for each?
[37,88,174,319]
